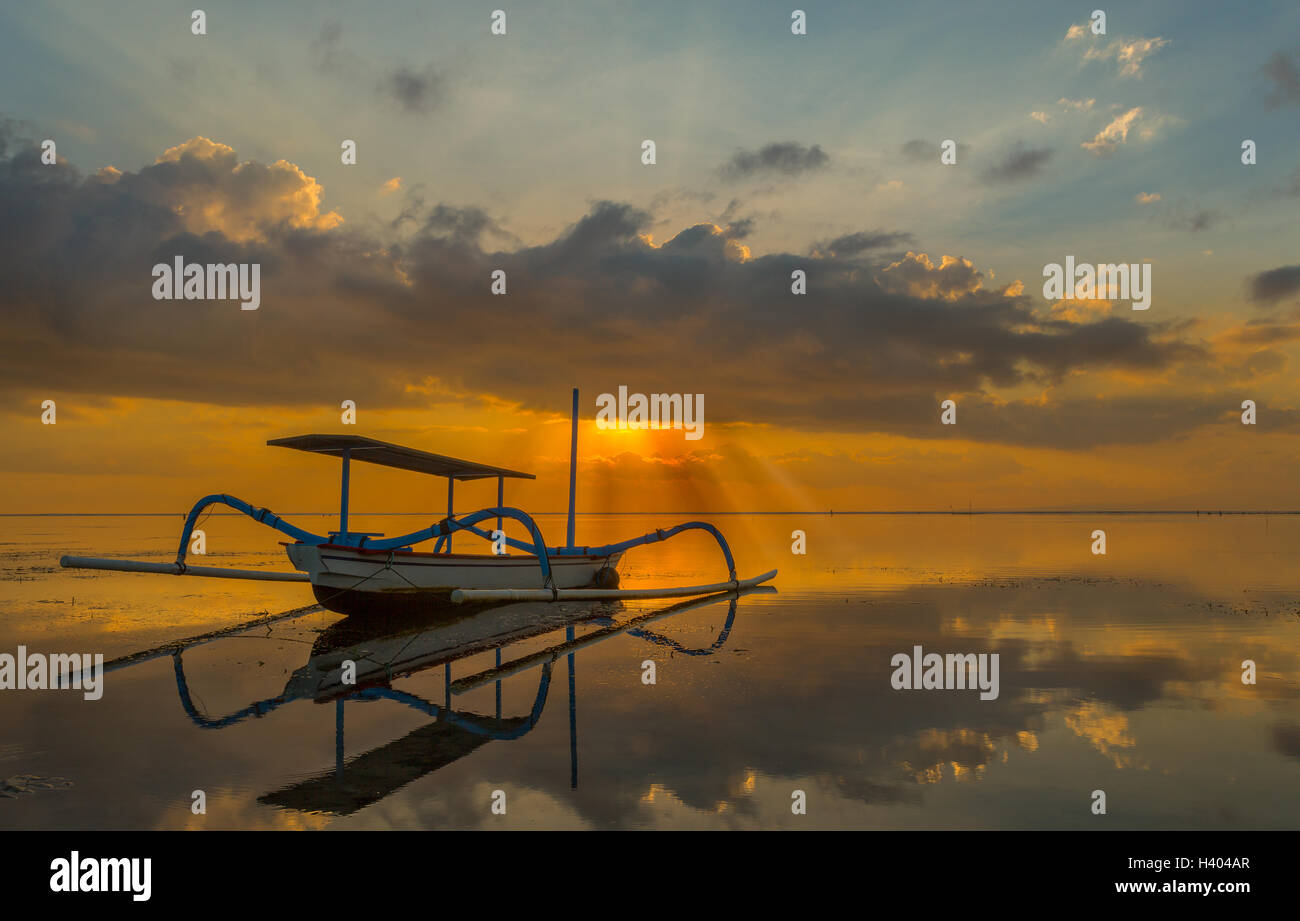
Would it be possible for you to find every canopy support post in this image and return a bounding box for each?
[497,476,504,541]
[566,387,578,550]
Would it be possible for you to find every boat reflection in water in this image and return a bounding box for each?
[118,586,771,817]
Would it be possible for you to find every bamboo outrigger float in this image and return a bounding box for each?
[60,389,776,615]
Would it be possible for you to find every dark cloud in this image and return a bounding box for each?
[309,21,344,72]
[0,132,1211,448]
[381,64,444,114]
[167,58,198,86]
[1262,49,1300,106]
[900,139,932,162]
[1222,319,1300,346]
[422,204,518,247]
[1144,198,1219,234]
[308,22,375,83]
[1164,208,1217,233]
[724,217,755,239]
[981,145,1053,183]
[720,142,829,180]
[1250,265,1300,305]
[815,230,914,257]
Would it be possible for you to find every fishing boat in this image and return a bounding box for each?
[61,390,776,615]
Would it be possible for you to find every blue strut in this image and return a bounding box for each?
[174,495,737,588]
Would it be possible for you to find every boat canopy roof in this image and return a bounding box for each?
[267,435,535,481]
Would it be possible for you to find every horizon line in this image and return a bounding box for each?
[2,509,1299,517]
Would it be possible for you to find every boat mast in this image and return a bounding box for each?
[339,448,351,539]
[566,387,578,550]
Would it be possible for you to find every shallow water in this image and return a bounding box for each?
[0,512,1297,829]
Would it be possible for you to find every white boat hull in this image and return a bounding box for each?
[284,542,621,596]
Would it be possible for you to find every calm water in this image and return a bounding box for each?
[1,513,1298,829]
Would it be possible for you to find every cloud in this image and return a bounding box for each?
[70,136,343,244]
[879,252,983,300]
[0,131,1207,448]
[307,20,370,82]
[1082,107,1143,155]
[1262,49,1300,106]
[1057,97,1095,111]
[420,203,519,247]
[1109,37,1171,77]
[723,216,755,239]
[167,58,198,86]
[813,230,915,257]
[900,139,931,161]
[1134,192,1215,233]
[309,21,344,72]
[1249,265,1300,305]
[1139,196,1217,233]
[719,142,829,180]
[381,64,444,114]
[1029,111,1051,124]
[1218,319,1300,347]
[1067,24,1170,77]
[306,24,450,117]
[1165,207,1216,233]
[981,144,1053,182]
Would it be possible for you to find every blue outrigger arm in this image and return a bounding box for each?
[174,494,738,588]
[175,493,322,561]
[176,495,562,588]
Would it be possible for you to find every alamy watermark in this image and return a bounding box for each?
[152,256,260,310]
[890,645,1000,700]
[595,387,704,441]
[1043,256,1151,310]
[50,851,150,901]
[0,646,104,700]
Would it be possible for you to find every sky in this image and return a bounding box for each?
[1,0,1299,513]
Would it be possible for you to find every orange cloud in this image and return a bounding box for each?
[1083,107,1144,155]
[152,137,343,241]
[880,252,983,300]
